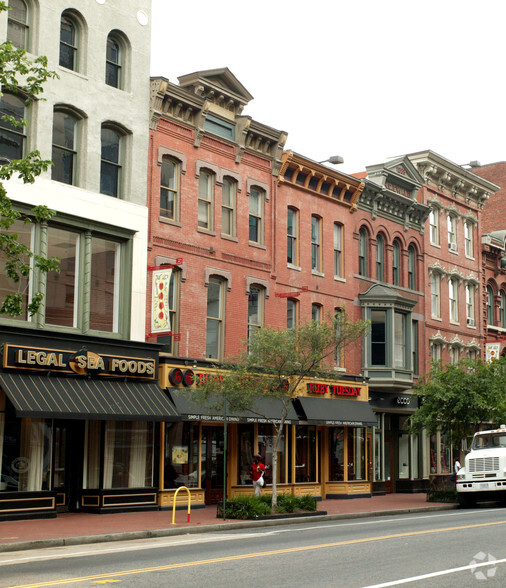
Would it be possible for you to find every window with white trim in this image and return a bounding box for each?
[198,169,214,231]
[487,286,494,325]
[466,284,475,326]
[447,215,457,250]
[431,273,441,318]
[52,109,79,185]
[464,220,474,257]
[376,234,384,281]
[392,240,401,286]
[106,32,123,89]
[287,207,298,265]
[248,285,264,346]
[7,0,29,50]
[429,209,439,245]
[358,228,368,277]
[160,157,180,221]
[59,11,80,71]
[449,278,458,323]
[206,277,225,360]
[334,223,343,278]
[249,187,264,244]
[287,298,297,329]
[311,215,322,272]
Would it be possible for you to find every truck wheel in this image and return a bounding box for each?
[458,493,476,508]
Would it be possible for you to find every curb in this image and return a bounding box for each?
[0,503,458,554]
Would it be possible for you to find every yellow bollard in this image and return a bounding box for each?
[172,486,191,524]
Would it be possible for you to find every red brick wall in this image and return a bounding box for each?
[468,162,506,233]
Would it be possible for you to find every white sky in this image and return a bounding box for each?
[150,0,506,174]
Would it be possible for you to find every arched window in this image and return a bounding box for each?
[500,289,506,328]
[52,109,79,185]
[447,214,457,251]
[466,284,475,326]
[431,272,441,318]
[287,298,298,329]
[100,125,124,197]
[221,177,237,237]
[392,240,401,286]
[206,276,225,360]
[408,245,416,290]
[106,33,122,88]
[248,285,264,346]
[487,286,494,325]
[0,93,26,160]
[376,234,384,281]
[59,12,79,71]
[464,220,474,257]
[311,303,322,323]
[160,156,180,220]
[7,0,29,50]
[358,228,368,277]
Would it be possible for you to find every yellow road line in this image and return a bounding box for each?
[6,519,506,588]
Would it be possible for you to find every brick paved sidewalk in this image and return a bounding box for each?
[0,493,456,552]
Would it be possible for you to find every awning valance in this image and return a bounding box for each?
[168,389,299,424]
[294,396,377,427]
[0,372,180,421]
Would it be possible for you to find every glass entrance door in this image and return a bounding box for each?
[201,426,224,504]
[52,420,84,511]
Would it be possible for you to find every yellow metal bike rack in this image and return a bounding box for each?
[171,486,191,524]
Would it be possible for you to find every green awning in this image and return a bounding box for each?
[0,372,180,421]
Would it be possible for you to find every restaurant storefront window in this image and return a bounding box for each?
[329,427,345,481]
[103,421,154,489]
[348,427,365,480]
[295,425,317,482]
[258,424,286,485]
[164,422,199,489]
[237,424,254,485]
[0,413,52,492]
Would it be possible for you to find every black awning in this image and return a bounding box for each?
[0,372,180,421]
[168,389,299,424]
[294,397,377,427]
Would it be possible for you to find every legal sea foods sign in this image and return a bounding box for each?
[2,344,156,380]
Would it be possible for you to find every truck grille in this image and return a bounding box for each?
[468,457,500,473]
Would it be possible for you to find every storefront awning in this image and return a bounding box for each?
[168,389,299,424]
[294,397,377,427]
[0,372,180,421]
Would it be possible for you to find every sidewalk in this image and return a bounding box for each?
[0,494,457,553]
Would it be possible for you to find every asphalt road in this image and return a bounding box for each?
[1,505,505,587]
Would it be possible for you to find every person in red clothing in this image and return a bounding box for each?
[250,453,265,496]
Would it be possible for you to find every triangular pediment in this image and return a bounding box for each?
[366,156,424,198]
[177,67,253,105]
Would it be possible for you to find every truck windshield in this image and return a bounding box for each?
[471,433,506,450]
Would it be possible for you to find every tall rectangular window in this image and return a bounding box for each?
[449,278,458,322]
[90,237,119,332]
[221,178,236,237]
[249,187,264,244]
[287,298,297,329]
[394,312,406,368]
[464,221,474,257]
[371,310,386,366]
[431,273,441,318]
[52,111,78,185]
[500,290,506,328]
[0,93,26,161]
[376,234,384,281]
[311,215,321,272]
[206,277,224,359]
[7,0,29,50]
[392,241,400,286]
[466,284,475,325]
[412,320,418,374]
[248,285,264,346]
[157,271,180,355]
[100,127,123,198]
[287,208,298,265]
[160,157,179,220]
[358,228,368,276]
[447,215,457,250]
[407,246,416,290]
[311,303,321,323]
[59,14,78,71]
[487,286,494,325]
[429,209,439,245]
[198,170,214,230]
[431,343,442,362]
[45,227,78,328]
[334,223,343,278]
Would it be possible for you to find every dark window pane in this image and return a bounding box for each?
[160,187,174,218]
[106,63,120,88]
[101,128,120,163]
[0,129,23,160]
[52,146,74,184]
[100,161,119,197]
[0,93,25,131]
[249,216,258,241]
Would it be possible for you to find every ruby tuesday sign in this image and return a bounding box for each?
[307,382,361,397]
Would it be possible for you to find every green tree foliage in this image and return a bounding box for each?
[410,357,506,446]
[195,311,369,511]
[0,2,59,317]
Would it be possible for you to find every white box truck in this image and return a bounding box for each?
[456,425,506,507]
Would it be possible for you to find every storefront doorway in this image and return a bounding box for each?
[52,420,84,512]
[201,426,225,504]
[384,435,394,493]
